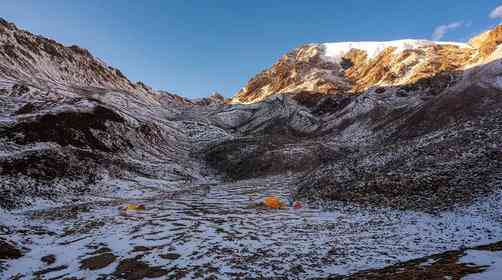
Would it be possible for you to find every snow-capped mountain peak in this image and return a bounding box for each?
[230,30,501,104]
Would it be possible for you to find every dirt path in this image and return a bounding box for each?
[1,178,502,279]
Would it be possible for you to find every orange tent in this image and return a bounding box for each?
[263,196,285,209]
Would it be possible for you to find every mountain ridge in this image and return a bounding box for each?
[0,17,200,109]
[230,25,502,104]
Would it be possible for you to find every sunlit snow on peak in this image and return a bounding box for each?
[321,39,472,63]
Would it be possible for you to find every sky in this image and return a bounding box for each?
[2,1,502,98]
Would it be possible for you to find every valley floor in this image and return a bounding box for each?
[1,178,501,279]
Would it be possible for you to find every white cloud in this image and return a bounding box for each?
[432,21,464,41]
[490,5,502,19]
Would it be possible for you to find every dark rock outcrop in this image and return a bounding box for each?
[0,239,23,260]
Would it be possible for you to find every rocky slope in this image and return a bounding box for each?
[213,26,502,211]
[0,18,227,209]
[1,18,150,93]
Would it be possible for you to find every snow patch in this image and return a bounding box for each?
[494,76,502,90]
[321,39,472,63]
[461,250,502,280]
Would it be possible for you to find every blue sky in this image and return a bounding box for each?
[2,1,501,98]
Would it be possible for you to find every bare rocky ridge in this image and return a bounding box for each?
[0,18,147,93]
[0,17,502,279]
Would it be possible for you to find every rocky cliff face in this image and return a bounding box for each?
[230,27,502,104]
[469,25,502,60]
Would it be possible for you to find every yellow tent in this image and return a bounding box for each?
[126,204,145,211]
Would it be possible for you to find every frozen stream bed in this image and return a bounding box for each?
[1,177,502,279]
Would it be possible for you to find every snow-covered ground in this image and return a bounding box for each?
[1,177,501,279]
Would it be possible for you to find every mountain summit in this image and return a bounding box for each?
[231,26,502,104]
